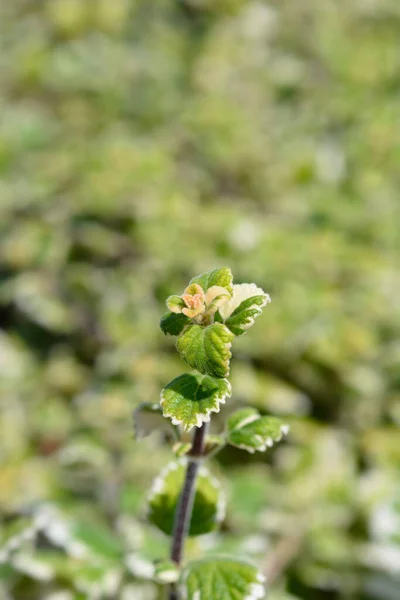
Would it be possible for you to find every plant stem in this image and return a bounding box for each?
[168,422,208,599]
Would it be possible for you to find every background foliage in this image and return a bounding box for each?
[0,0,399,598]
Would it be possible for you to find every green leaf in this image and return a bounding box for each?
[181,556,266,599]
[161,372,231,430]
[166,295,186,314]
[154,560,180,584]
[160,311,190,336]
[73,521,123,560]
[172,441,192,457]
[147,461,225,537]
[190,267,233,295]
[227,408,289,453]
[176,323,234,379]
[133,402,178,439]
[225,295,270,336]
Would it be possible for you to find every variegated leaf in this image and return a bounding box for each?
[161,372,231,430]
[154,560,180,584]
[176,323,234,379]
[227,408,289,453]
[220,284,271,336]
[190,267,233,296]
[181,556,266,599]
[147,461,225,537]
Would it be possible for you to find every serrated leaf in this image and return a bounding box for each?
[190,267,233,295]
[220,284,271,336]
[147,461,225,537]
[160,311,190,336]
[176,323,234,379]
[227,408,289,454]
[181,556,266,599]
[225,295,268,336]
[161,372,231,430]
[133,402,178,439]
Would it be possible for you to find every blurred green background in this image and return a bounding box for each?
[0,0,400,598]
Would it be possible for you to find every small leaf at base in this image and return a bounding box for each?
[172,441,192,457]
[154,560,180,584]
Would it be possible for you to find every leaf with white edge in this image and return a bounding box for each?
[227,408,289,454]
[126,553,155,580]
[176,323,234,379]
[220,284,271,336]
[0,517,38,563]
[161,372,231,430]
[160,311,190,336]
[147,461,225,537]
[133,402,178,440]
[190,267,233,296]
[225,296,269,336]
[219,283,271,326]
[154,560,180,584]
[166,295,186,314]
[181,556,266,600]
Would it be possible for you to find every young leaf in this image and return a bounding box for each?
[160,372,231,430]
[160,311,190,336]
[166,295,186,314]
[133,402,178,439]
[220,284,271,336]
[227,408,289,453]
[147,461,225,537]
[225,296,269,336]
[176,323,234,379]
[154,560,180,584]
[172,441,192,457]
[181,556,266,599]
[190,267,233,295]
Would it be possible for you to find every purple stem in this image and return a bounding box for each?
[168,422,208,599]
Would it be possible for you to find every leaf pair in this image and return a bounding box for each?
[135,393,289,446]
[147,461,266,598]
